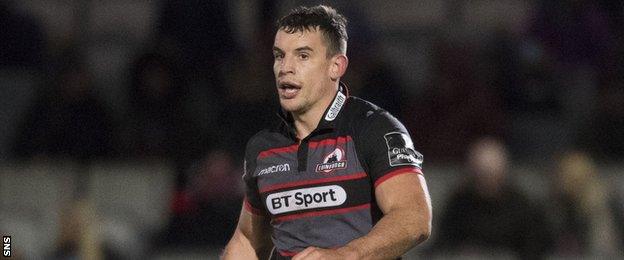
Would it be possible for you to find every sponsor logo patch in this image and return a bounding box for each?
[315,148,347,173]
[265,185,347,214]
[258,163,291,176]
[324,91,346,121]
[384,132,423,167]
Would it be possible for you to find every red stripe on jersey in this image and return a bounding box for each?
[259,172,367,193]
[258,144,299,159]
[274,203,371,222]
[278,250,299,256]
[243,197,266,216]
[308,135,352,148]
[256,136,353,159]
[374,166,422,188]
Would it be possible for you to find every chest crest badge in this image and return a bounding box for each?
[315,148,347,174]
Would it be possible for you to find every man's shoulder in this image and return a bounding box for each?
[247,129,272,144]
[346,96,381,112]
[344,96,404,129]
[244,128,291,158]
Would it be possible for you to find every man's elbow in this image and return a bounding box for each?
[409,224,431,245]
[408,215,432,244]
[414,224,431,244]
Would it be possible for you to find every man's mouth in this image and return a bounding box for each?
[278,82,301,99]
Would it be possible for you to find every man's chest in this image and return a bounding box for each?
[252,134,371,216]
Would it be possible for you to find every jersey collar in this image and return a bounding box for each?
[277,82,350,138]
[317,82,349,130]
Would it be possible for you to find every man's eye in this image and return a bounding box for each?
[274,53,283,60]
[299,53,309,60]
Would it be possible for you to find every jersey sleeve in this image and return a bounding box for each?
[242,139,267,216]
[358,111,424,188]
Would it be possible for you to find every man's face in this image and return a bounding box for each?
[273,28,335,114]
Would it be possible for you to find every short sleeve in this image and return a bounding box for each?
[358,111,424,188]
[242,141,268,216]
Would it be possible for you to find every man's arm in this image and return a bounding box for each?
[293,172,432,260]
[222,203,274,260]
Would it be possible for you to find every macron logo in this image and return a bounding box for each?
[258,163,291,176]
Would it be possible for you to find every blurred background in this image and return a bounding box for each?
[0,0,623,259]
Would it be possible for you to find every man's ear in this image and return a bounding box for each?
[329,54,348,81]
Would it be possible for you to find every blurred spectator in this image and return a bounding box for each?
[585,70,624,159]
[504,32,567,160]
[431,137,552,259]
[530,0,612,69]
[530,0,614,141]
[155,0,241,158]
[613,186,624,251]
[337,4,404,117]
[159,150,242,247]
[51,199,131,260]
[407,38,505,162]
[157,0,238,82]
[11,55,115,161]
[353,46,404,117]
[0,1,45,69]
[598,0,624,37]
[548,150,622,257]
[124,51,204,171]
[497,32,562,118]
[358,62,403,116]
[214,55,275,159]
[51,200,101,260]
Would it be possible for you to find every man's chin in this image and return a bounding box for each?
[279,100,303,114]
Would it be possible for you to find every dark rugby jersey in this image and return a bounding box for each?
[242,83,424,259]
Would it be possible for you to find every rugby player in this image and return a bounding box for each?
[223,5,431,260]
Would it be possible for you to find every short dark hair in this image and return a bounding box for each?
[276,5,348,57]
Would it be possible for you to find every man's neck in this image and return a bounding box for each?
[292,83,339,141]
[292,107,324,142]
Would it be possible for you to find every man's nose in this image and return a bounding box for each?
[278,56,295,76]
